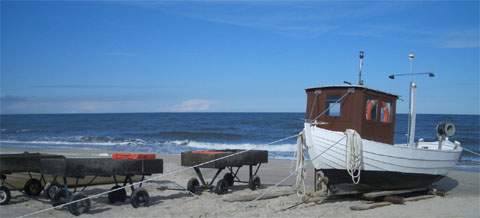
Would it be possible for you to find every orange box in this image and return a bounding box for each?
[112,153,156,160]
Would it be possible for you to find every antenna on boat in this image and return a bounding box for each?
[388,53,435,147]
[358,51,365,85]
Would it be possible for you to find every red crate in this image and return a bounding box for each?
[112,153,156,160]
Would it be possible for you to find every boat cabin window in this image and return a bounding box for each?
[325,95,341,117]
[380,101,391,123]
[365,99,378,121]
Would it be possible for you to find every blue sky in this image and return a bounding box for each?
[1,1,479,114]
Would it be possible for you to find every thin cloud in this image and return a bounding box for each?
[0,95,28,103]
[171,99,217,112]
[0,95,172,114]
[149,1,406,39]
[31,84,169,89]
[436,31,479,49]
[103,52,137,57]
[148,1,478,47]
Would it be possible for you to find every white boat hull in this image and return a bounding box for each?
[304,123,462,190]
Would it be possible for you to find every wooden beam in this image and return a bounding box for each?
[404,195,435,202]
[350,202,392,211]
[351,194,436,211]
[362,187,428,200]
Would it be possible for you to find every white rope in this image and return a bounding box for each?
[251,134,346,202]
[252,170,298,202]
[463,147,480,156]
[294,131,306,197]
[17,133,301,218]
[345,129,362,184]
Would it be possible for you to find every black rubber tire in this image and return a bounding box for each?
[52,188,72,206]
[249,176,261,190]
[108,185,127,203]
[223,173,235,187]
[214,179,228,195]
[24,178,43,196]
[0,186,11,205]
[187,178,200,194]
[68,193,91,216]
[130,188,150,208]
[45,182,62,200]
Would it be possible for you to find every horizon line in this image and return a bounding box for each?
[1,112,479,116]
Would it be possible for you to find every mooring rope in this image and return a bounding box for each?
[17,133,301,218]
[250,134,346,202]
[462,147,480,157]
[294,131,306,197]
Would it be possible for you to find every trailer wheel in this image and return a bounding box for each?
[187,178,200,194]
[223,173,235,187]
[108,185,127,203]
[0,186,11,205]
[214,179,228,195]
[52,188,72,206]
[45,182,62,200]
[24,179,43,196]
[68,193,91,216]
[249,176,261,190]
[130,188,150,208]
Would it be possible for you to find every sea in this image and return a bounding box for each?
[0,113,479,171]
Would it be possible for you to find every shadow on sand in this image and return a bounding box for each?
[432,176,459,192]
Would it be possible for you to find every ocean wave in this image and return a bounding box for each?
[184,140,296,152]
[0,128,32,134]
[0,138,142,146]
[164,140,191,146]
[156,131,243,140]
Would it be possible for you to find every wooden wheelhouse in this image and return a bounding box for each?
[305,85,398,144]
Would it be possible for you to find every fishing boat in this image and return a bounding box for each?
[302,52,463,191]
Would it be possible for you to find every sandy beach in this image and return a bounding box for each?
[0,147,479,218]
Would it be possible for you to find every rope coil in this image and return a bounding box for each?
[345,129,362,184]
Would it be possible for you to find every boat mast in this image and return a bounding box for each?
[407,53,416,147]
[358,51,365,85]
[388,53,435,147]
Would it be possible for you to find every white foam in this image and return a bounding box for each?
[185,141,296,152]
[0,140,131,146]
[165,140,190,146]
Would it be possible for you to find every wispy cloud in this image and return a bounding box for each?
[142,1,478,48]
[0,95,169,114]
[31,84,169,89]
[0,95,219,114]
[436,30,479,49]
[103,52,137,57]
[146,1,406,39]
[171,99,217,112]
[0,95,28,104]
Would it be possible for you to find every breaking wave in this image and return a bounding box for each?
[0,137,296,153]
[185,141,296,152]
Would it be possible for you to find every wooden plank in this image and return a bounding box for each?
[351,194,436,211]
[362,187,428,200]
[404,195,435,202]
[350,202,392,211]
